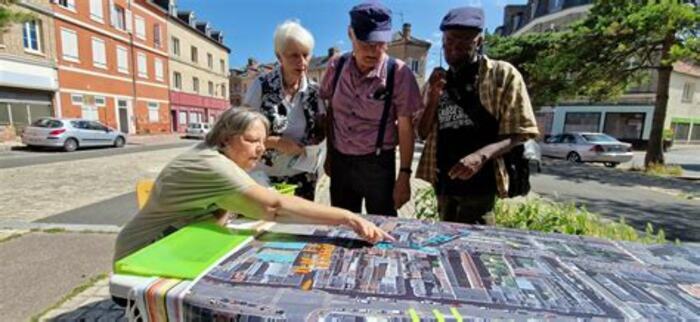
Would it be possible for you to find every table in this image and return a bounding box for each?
[111,215,700,321]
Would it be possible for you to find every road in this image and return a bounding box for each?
[0,141,194,169]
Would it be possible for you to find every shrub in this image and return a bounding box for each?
[412,187,667,244]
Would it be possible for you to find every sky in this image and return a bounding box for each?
[177,0,527,72]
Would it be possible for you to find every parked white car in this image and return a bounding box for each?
[540,132,633,168]
[22,118,126,152]
[185,122,211,140]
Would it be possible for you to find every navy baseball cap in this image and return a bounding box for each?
[350,1,393,43]
[440,6,485,31]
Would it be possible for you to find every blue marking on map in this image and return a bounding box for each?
[264,242,307,250]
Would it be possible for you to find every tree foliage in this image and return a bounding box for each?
[0,0,34,31]
[487,0,699,166]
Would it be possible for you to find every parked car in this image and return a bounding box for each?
[540,132,633,168]
[185,122,211,139]
[22,118,126,152]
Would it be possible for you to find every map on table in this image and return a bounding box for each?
[181,216,700,321]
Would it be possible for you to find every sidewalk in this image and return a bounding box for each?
[0,138,21,152]
[125,133,189,146]
[0,230,116,322]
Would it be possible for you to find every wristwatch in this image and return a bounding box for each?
[399,167,412,175]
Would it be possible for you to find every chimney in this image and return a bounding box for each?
[402,23,411,40]
[327,47,340,58]
[247,58,258,68]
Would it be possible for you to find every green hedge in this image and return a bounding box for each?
[413,187,667,244]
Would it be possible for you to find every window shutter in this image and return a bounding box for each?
[109,0,116,27]
[125,9,133,32]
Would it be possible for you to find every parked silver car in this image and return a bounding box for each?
[184,122,211,140]
[22,118,126,152]
[540,132,633,167]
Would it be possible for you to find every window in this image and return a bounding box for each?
[71,94,83,105]
[60,28,79,62]
[117,46,128,73]
[148,102,159,122]
[409,59,420,74]
[137,52,147,78]
[94,96,106,107]
[155,58,164,81]
[193,77,199,92]
[682,82,695,103]
[191,46,198,63]
[604,113,645,140]
[23,21,41,53]
[89,0,103,22]
[135,15,145,40]
[178,111,187,124]
[81,106,99,121]
[113,5,126,30]
[564,112,601,133]
[153,24,162,48]
[208,81,213,95]
[220,59,225,73]
[91,37,107,69]
[221,84,226,97]
[58,0,76,11]
[174,72,182,89]
[207,53,213,69]
[171,37,180,56]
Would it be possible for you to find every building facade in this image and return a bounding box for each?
[667,61,700,143]
[387,23,431,85]
[52,0,171,135]
[0,0,58,141]
[166,5,229,132]
[229,58,274,107]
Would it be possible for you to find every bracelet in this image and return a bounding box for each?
[399,167,412,174]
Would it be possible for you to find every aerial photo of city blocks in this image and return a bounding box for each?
[182,216,700,321]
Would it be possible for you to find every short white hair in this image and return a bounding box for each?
[274,20,314,56]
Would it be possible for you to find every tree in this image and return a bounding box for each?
[486,32,574,107]
[488,0,699,167]
[0,0,33,31]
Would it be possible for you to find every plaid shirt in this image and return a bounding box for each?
[415,56,539,197]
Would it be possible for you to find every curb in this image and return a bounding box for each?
[0,221,121,233]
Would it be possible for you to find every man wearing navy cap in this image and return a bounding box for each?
[416,7,539,224]
[320,1,423,217]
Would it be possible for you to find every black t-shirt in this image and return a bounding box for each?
[436,62,498,196]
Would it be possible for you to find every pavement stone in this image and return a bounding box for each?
[0,146,187,223]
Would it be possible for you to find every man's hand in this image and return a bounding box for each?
[271,137,305,156]
[345,213,396,244]
[449,152,488,181]
[427,67,447,100]
[393,173,411,209]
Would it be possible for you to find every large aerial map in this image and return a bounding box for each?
[182,216,700,321]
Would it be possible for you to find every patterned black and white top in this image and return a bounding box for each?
[243,67,326,177]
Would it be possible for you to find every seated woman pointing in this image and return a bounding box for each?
[114,108,393,262]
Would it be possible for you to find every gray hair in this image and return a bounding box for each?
[205,107,270,148]
[274,20,315,56]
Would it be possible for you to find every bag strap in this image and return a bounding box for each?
[331,55,348,96]
[375,57,397,156]
[326,54,348,151]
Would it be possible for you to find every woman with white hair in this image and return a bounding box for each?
[244,20,326,201]
[114,108,392,262]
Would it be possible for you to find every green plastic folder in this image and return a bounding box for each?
[273,183,297,195]
[114,220,251,280]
